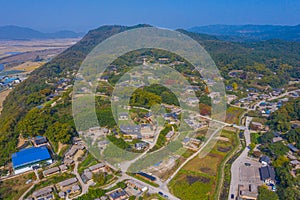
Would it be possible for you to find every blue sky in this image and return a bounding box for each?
[0,0,299,32]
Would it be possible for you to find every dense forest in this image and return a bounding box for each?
[0,24,300,167]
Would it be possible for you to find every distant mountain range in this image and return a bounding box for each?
[188,24,300,42]
[0,25,84,40]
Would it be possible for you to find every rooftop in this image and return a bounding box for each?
[32,187,53,197]
[33,136,47,145]
[259,155,271,164]
[287,144,299,152]
[58,177,78,187]
[107,188,128,199]
[88,163,105,171]
[259,166,275,181]
[137,172,156,181]
[43,167,59,176]
[12,146,51,169]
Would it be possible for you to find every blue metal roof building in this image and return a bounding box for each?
[137,172,156,181]
[12,146,52,174]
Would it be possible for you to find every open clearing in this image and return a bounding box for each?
[225,106,246,124]
[0,172,36,200]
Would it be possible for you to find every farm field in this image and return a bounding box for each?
[168,129,238,200]
[225,106,246,124]
[0,172,36,200]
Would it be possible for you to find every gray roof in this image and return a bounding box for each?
[59,164,68,171]
[166,131,175,138]
[290,160,300,165]
[287,144,299,152]
[58,177,78,187]
[73,144,85,150]
[251,122,263,126]
[32,187,53,197]
[64,158,74,165]
[119,112,129,117]
[34,136,47,145]
[259,166,275,181]
[58,191,66,197]
[183,138,190,143]
[107,188,128,199]
[43,167,59,176]
[82,170,93,183]
[259,156,271,164]
[120,125,141,134]
[66,148,78,157]
[89,163,105,171]
[135,142,148,148]
[72,184,80,191]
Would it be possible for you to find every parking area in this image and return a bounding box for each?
[239,160,262,184]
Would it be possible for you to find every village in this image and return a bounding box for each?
[0,56,299,200]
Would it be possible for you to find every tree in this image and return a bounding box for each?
[260,132,274,144]
[273,156,289,168]
[45,122,72,144]
[249,143,256,150]
[257,186,279,200]
[284,129,300,149]
[204,86,209,94]
[17,108,53,136]
[93,172,106,185]
[268,142,289,156]
[232,82,238,90]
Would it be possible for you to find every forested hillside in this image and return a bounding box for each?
[0,24,300,166]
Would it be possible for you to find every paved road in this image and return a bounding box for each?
[268,89,300,101]
[123,173,180,200]
[104,172,180,200]
[119,126,161,172]
[228,117,252,200]
[69,161,90,199]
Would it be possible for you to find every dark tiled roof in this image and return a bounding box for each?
[259,166,275,181]
[137,172,156,181]
[34,136,47,145]
[260,155,271,164]
[287,144,299,152]
[108,189,127,199]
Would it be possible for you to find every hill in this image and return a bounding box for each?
[0,24,300,166]
[0,25,84,40]
[0,24,151,165]
[188,24,300,42]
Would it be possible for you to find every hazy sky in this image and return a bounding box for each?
[0,0,299,32]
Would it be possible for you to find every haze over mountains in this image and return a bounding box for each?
[2,24,300,42]
[0,25,84,40]
[188,24,300,42]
